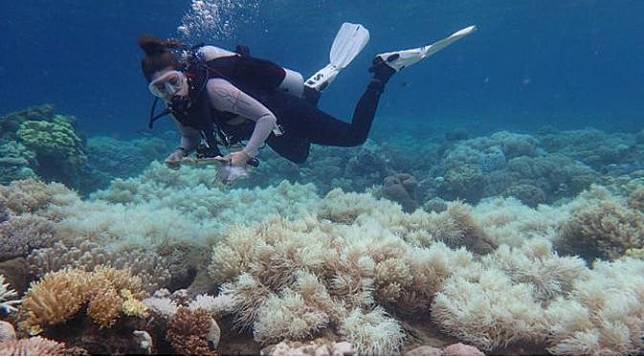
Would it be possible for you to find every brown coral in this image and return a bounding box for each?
[20,266,147,332]
[27,240,171,292]
[558,198,643,260]
[433,202,496,254]
[166,307,216,355]
[628,186,644,212]
[0,179,73,216]
[0,336,66,355]
[87,287,124,328]
[21,268,89,333]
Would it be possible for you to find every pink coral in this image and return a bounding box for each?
[441,343,485,356]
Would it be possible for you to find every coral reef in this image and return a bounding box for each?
[0,119,642,356]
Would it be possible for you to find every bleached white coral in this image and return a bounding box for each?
[253,288,329,344]
[431,268,547,351]
[483,238,589,301]
[0,275,19,313]
[545,257,644,355]
[142,297,178,319]
[188,294,233,317]
[339,307,405,355]
[219,273,272,330]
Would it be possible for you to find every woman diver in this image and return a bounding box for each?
[139,23,476,177]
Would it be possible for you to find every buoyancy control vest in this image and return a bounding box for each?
[149,45,306,157]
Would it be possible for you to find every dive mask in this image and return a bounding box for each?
[148,70,187,99]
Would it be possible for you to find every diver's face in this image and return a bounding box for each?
[148,68,189,101]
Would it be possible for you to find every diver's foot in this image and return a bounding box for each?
[368,56,397,83]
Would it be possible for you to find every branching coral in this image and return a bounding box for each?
[166,307,217,355]
[0,213,56,261]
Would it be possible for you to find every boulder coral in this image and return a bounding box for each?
[17,115,87,187]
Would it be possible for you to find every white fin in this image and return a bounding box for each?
[377,25,477,72]
[306,22,370,91]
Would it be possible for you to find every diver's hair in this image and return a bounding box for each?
[138,35,185,82]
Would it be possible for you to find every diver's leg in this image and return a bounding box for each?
[295,72,392,147]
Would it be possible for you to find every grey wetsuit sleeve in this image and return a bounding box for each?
[173,118,201,152]
[206,78,277,157]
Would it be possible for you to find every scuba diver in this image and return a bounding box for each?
[139,23,476,183]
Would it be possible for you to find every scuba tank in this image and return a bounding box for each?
[147,43,307,166]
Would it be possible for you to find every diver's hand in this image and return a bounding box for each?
[225,150,251,167]
[165,149,186,170]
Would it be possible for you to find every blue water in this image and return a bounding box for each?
[2,0,644,137]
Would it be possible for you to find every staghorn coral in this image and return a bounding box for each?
[0,336,66,355]
[188,293,234,317]
[166,307,217,355]
[20,266,147,332]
